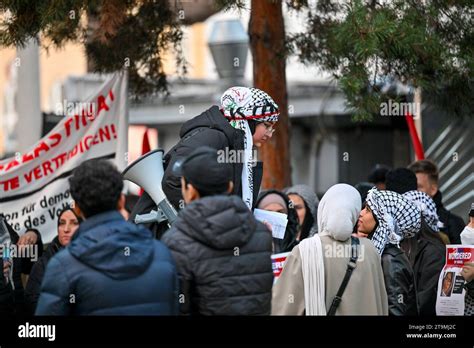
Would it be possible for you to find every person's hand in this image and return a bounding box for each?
[462,262,474,282]
[263,221,272,233]
[356,231,369,238]
[3,260,11,278]
[18,231,38,246]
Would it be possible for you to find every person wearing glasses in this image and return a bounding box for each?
[130,87,279,236]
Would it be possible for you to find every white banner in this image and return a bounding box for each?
[0,72,128,242]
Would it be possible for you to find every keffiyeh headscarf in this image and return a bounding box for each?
[220,87,279,209]
[403,190,440,232]
[366,188,421,255]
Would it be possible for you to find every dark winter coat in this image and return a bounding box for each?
[20,229,43,275]
[35,211,179,315]
[433,190,466,244]
[25,236,62,314]
[401,219,445,316]
[465,281,474,316]
[0,215,42,318]
[381,244,418,316]
[130,106,264,237]
[0,255,15,318]
[0,215,19,318]
[161,195,273,315]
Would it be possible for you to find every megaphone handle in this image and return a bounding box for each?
[158,199,178,225]
[134,210,167,224]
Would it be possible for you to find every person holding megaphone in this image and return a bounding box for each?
[129,86,279,237]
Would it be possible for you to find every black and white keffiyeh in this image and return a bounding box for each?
[366,188,421,255]
[403,190,440,232]
[220,87,279,209]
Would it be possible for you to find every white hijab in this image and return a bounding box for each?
[299,184,361,315]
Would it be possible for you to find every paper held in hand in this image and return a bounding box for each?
[253,209,288,239]
[436,245,474,316]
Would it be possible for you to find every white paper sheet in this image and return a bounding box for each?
[254,209,288,239]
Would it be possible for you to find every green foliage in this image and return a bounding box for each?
[0,0,185,97]
[214,0,248,11]
[289,0,474,120]
[1,0,472,116]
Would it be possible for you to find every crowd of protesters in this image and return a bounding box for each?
[0,86,472,316]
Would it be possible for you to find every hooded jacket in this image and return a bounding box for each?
[161,195,273,315]
[284,184,319,238]
[35,211,179,315]
[130,106,264,232]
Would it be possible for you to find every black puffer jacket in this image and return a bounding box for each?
[25,236,62,314]
[381,244,418,316]
[130,106,264,236]
[161,195,273,315]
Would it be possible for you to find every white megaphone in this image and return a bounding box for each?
[122,149,177,226]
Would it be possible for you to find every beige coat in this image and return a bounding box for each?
[272,235,388,315]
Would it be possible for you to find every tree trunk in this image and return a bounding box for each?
[249,0,291,190]
[86,7,99,72]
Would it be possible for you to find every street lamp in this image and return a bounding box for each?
[208,19,249,87]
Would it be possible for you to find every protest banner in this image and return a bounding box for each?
[436,245,474,315]
[0,72,128,242]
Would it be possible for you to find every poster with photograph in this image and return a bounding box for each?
[436,245,474,315]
